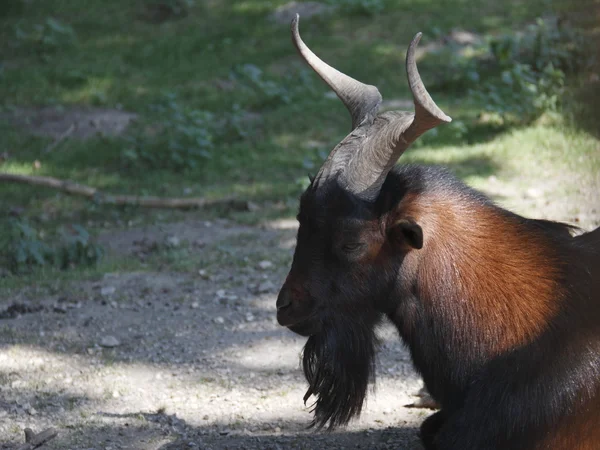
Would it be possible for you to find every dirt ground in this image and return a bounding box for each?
[0,182,598,449]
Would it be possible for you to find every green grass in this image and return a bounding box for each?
[0,0,598,285]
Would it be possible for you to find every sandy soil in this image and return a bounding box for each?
[0,181,598,449]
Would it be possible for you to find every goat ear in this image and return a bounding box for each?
[389,217,423,250]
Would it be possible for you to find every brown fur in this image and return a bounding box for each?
[278,165,600,448]
[403,190,562,354]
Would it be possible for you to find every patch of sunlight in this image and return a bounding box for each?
[481,15,503,29]
[231,0,279,14]
[272,132,298,149]
[231,182,281,196]
[219,336,305,372]
[0,345,200,407]
[91,34,139,50]
[373,43,403,58]
[77,171,124,189]
[410,125,599,181]
[60,76,114,104]
[265,218,298,230]
[1,160,124,189]
[135,85,149,96]
[479,126,600,178]
[406,144,490,167]
[0,161,36,175]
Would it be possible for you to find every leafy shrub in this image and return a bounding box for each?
[473,62,566,122]
[232,64,292,106]
[122,94,215,171]
[56,225,104,270]
[472,17,589,123]
[229,64,315,109]
[0,220,103,274]
[14,18,77,58]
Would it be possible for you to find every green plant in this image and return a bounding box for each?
[121,91,270,171]
[122,94,215,171]
[474,62,566,122]
[57,225,104,270]
[14,17,77,58]
[0,219,103,274]
[0,219,54,273]
[473,17,588,123]
[231,63,292,107]
[229,63,316,110]
[518,17,589,74]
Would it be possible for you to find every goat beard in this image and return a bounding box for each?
[301,312,381,430]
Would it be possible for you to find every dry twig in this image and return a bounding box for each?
[0,173,248,210]
[16,428,58,450]
[43,123,76,153]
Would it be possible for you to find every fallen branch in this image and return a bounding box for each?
[0,173,248,210]
[17,428,58,450]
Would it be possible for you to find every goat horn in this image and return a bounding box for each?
[291,14,382,130]
[341,32,452,202]
[407,33,452,127]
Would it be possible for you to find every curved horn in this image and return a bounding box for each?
[407,32,452,128]
[341,32,452,201]
[291,14,382,130]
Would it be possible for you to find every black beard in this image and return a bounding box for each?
[301,312,381,430]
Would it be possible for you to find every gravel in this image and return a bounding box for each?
[1,184,596,449]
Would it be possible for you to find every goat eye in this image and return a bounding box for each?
[342,242,365,253]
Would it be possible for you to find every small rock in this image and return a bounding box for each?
[53,305,68,314]
[274,426,281,433]
[27,407,37,415]
[246,201,261,212]
[216,289,227,299]
[203,415,209,420]
[112,390,120,398]
[526,187,543,199]
[213,317,225,324]
[165,235,181,248]
[246,313,255,322]
[101,286,116,297]
[191,302,200,309]
[257,280,275,293]
[100,336,121,348]
[258,260,273,270]
[198,269,208,278]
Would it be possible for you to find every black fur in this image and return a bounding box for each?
[278,164,600,448]
[302,312,381,429]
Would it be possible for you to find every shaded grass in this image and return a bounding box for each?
[0,0,598,280]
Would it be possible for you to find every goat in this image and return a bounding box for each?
[276,15,600,450]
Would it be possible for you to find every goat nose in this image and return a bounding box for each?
[276,289,292,311]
